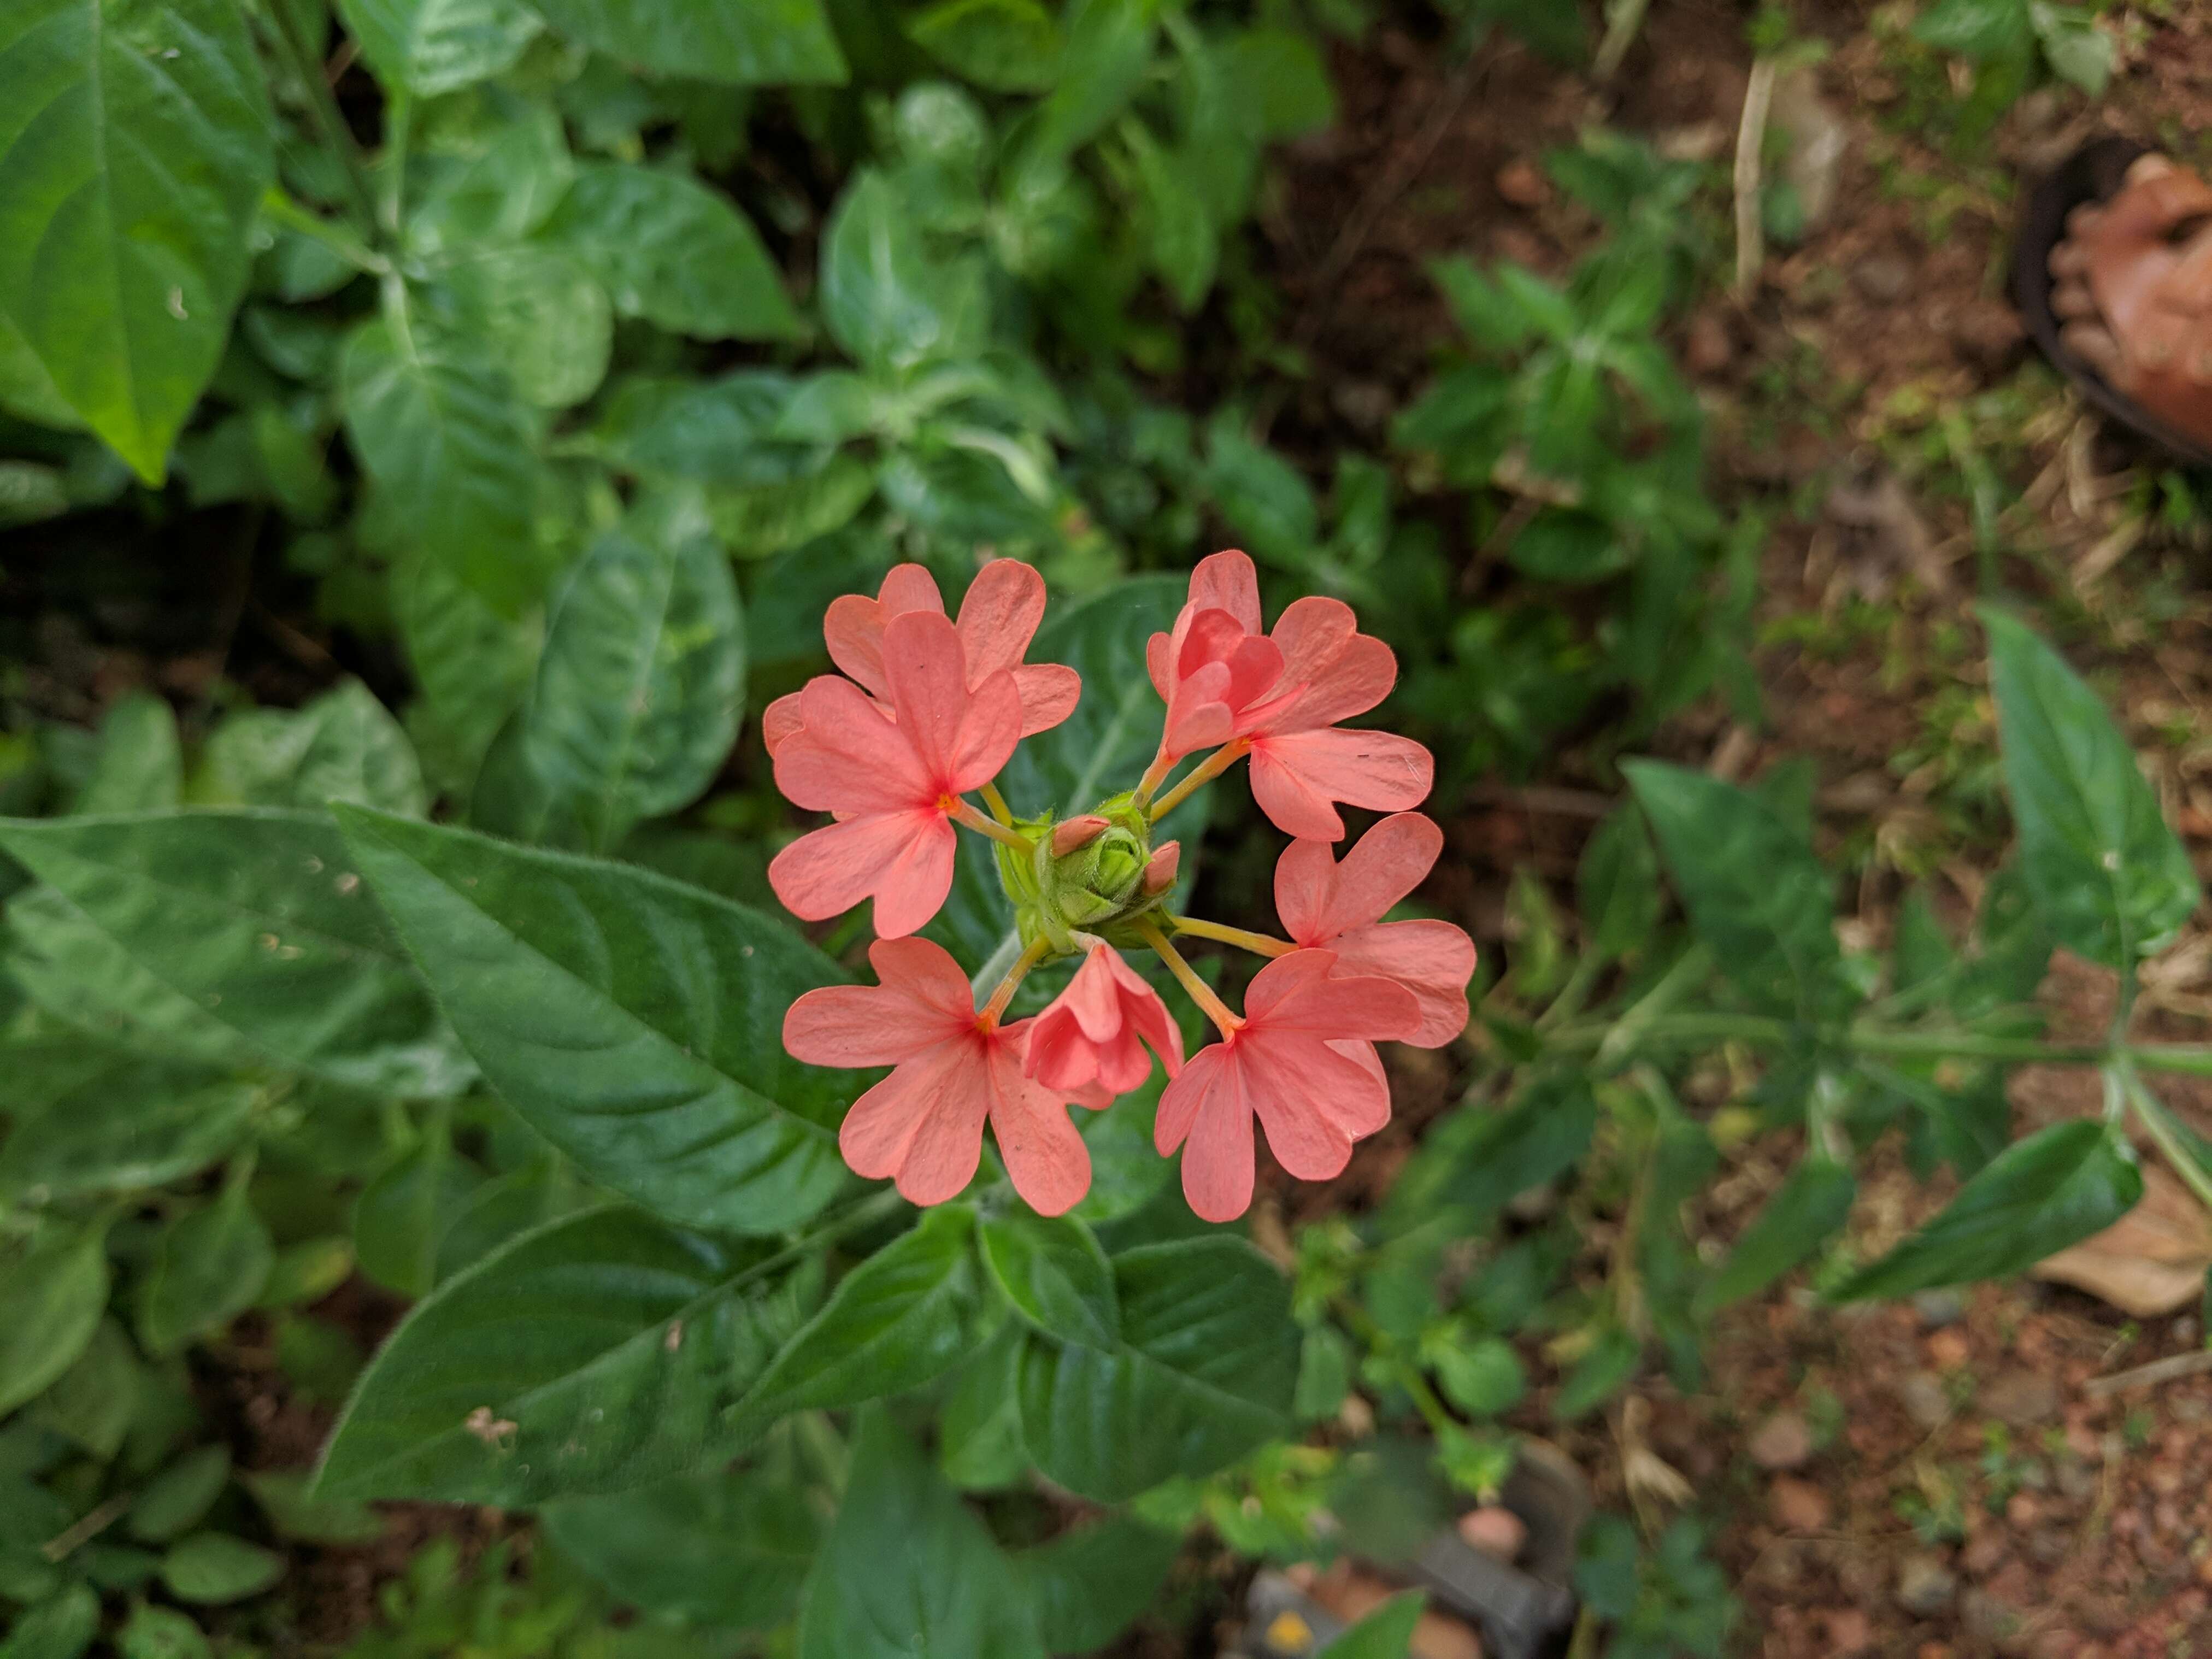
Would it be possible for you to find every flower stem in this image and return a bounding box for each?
[1133,746,1178,810]
[261,0,383,239]
[979,936,1052,1029]
[1170,914,1297,958]
[948,797,1033,852]
[1149,739,1250,823]
[2121,1064,2212,1217]
[979,781,1016,827]
[1137,915,1243,1037]
[260,190,389,275]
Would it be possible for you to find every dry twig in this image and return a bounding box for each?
[1732,59,1779,301]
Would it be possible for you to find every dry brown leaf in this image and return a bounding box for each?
[2033,1163,2212,1317]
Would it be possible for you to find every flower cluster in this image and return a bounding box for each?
[776,552,1474,1221]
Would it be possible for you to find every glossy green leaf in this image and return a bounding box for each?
[332,809,851,1232]
[542,162,801,340]
[116,1602,209,1659]
[1431,1336,1525,1417]
[1016,1237,1296,1503]
[908,0,1063,92]
[137,1174,274,1355]
[391,542,539,798]
[521,0,847,85]
[1025,0,1152,161]
[796,1409,1045,1659]
[128,1446,232,1543]
[1318,1592,1426,1659]
[77,694,181,814]
[159,1532,283,1604]
[0,810,471,1096]
[979,1209,1118,1349]
[336,0,544,96]
[939,1325,1029,1490]
[196,681,427,817]
[30,1315,138,1460]
[0,1224,111,1415]
[240,1468,385,1546]
[1625,760,1851,1019]
[430,246,611,410]
[404,103,572,254]
[1697,1154,1856,1315]
[339,316,544,618]
[1010,1515,1179,1654]
[1838,1119,2142,1302]
[352,1129,482,1298]
[316,1205,803,1503]
[517,524,744,852]
[0,1065,255,1201]
[5,1585,98,1659]
[543,1469,820,1627]
[820,168,987,371]
[1983,608,2200,969]
[0,0,274,481]
[735,1207,990,1423]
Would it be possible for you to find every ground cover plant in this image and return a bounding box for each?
[9,1,2212,1655]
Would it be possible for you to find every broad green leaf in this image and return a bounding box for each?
[735,1208,990,1422]
[404,104,572,255]
[0,1064,254,1201]
[1025,0,1152,161]
[240,1468,385,1546]
[0,0,274,481]
[196,681,427,817]
[391,544,539,798]
[1552,1325,1640,1420]
[77,694,181,814]
[5,1585,98,1659]
[1010,1516,1179,1654]
[517,524,744,852]
[30,1315,139,1460]
[331,809,850,1232]
[1430,1336,1524,1417]
[1223,27,1336,139]
[820,169,987,371]
[1017,1237,1296,1503]
[520,0,848,85]
[908,0,1063,92]
[939,1325,1029,1490]
[159,1532,283,1604]
[352,1129,482,1298]
[1983,608,2199,968]
[0,1224,111,1415]
[0,311,81,430]
[1205,415,1320,572]
[128,1446,232,1543]
[340,316,544,618]
[0,810,470,1096]
[430,246,610,410]
[115,1604,208,1659]
[433,1164,577,1283]
[1695,1154,1855,1315]
[1384,1072,1597,1234]
[1578,802,1661,961]
[979,1209,1118,1349]
[796,1409,1045,1659]
[1913,0,2028,55]
[137,1173,274,1355]
[336,0,544,96]
[2033,2,2113,95]
[1625,760,1851,1019]
[543,1469,820,1628]
[316,1205,804,1503]
[1837,1119,2141,1301]
[541,162,801,341]
[1318,1592,1426,1659]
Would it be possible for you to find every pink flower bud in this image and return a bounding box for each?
[1050,814,1111,857]
[1141,841,1181,895]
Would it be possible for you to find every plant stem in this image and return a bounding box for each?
[1593,0,1651,80]
[979,781,1015,827]
[948,797,1032,852]
[1334,1295,1460,1442]
[979,936,1052,1028]
[260,190,389,275]
[262,0,383,238]
[1149,739,1250,823]
[725,1190,905,1301]
[1169,914,1297,958]
[1137,915,1243,1037]
[1132,746,1177,811]
[2122,1066,2212,1216]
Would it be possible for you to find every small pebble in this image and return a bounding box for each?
[1899,1372,1950,1429]
[1769,1476,1831,1533]
[1896,1553,1958,1618]
[1495,158,1550,208]
[1820,1607,1872,1654]
[1456,1505,1526,1563]
[1981,1370,2060,1427]
[1913,1289,1966,1327]
[1749,1410,1814,1470]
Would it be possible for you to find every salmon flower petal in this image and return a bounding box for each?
[783,938,1093,1215]
[1028,943,1185,1098]
[1155,950,1418,1222]
[1275,814,1476,1046]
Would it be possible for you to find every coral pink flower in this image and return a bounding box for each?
[1155,950,1418,1222]
[1027,944,1185,1098]
[1275,813,1476,1048]
[764,560,1079,755]
[1146,551,1433,839]
[769,610,1020,938]
[784,938,1095,1215]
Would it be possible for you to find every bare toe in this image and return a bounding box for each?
[2068,203,2108,239]
[2062,320,2123,376]
[2048,239,2090,279]
[2126,153,2177,187]
[2052,278,2098,320]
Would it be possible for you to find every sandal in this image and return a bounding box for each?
[2016,136,2212,470]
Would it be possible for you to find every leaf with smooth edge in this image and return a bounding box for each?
[520,0,848,85]
[519,525,744,852]
[796,1409,1045,1659]
[908,0,1064,92]
[541,162,801,340]
[0,1063,254,1201]
[0,0,274,481]
[431,245,611,410]
[352,1130,482,1298]
[1011,1516,1179,1654]
[78,692,181,814]
[1836,1120,2142,1301]
[1016,1237,1296,1503]
[316,1205,802,1503]
[734,1207,990,1422]
[137,1176,274,1354]
[543,1469,820,1628]
[1696,1154,1855,1315]
[1983,608,2201,968]
[979,1209,1119,1349]
[1318,1592,1426,1659]
[0,811,471,1096]
[197,680,427,817]
[160,1533,283,1603]
[332,808,850,1232]
[336,0,543,96]
[1625,760,1852,1020]
[340,317,544,617]
[820,168,987,370]
[0,1224,110,1416]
